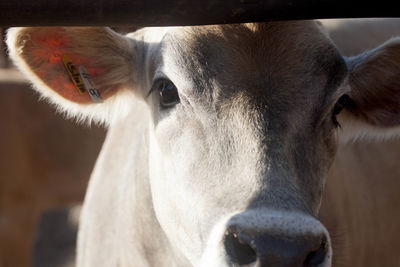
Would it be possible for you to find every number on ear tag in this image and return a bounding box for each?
[79,66,103,103]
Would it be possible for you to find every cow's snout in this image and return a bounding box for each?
[208,210,332,267]
[224,226,328,267]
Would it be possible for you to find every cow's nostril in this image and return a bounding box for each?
[303,236,328,267]
[224,231,257,265]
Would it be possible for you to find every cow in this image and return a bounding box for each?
[6,20,400,267]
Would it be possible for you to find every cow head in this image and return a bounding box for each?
[7,21,400,266]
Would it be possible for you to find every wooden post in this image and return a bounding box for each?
[0,0,398,27]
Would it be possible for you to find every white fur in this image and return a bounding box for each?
[339,112,400,144]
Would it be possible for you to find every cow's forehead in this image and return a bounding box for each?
[159,21,346,106]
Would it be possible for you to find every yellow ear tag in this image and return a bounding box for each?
[62,55,87,94]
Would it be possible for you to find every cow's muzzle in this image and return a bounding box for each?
[224,226,328,267]
[218,210,331,267]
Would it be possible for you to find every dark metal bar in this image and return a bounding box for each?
[0,0,398,27]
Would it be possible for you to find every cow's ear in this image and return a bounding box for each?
[338,38,400,142]
[7,27,137,124]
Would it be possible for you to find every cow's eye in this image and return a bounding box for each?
[332,94,351,127]
[154,79,180,108]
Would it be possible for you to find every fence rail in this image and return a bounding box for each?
[0,0,399,27]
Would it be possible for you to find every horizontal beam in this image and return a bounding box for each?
[0,0,399,27]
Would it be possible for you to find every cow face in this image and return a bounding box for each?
[141,22,346,266]
[7,21,400,267]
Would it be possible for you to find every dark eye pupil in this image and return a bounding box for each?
[332,94,352,127]
[159,80,180,108]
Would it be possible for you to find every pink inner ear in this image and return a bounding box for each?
[26,29,102,104]
[32,32,68,63]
